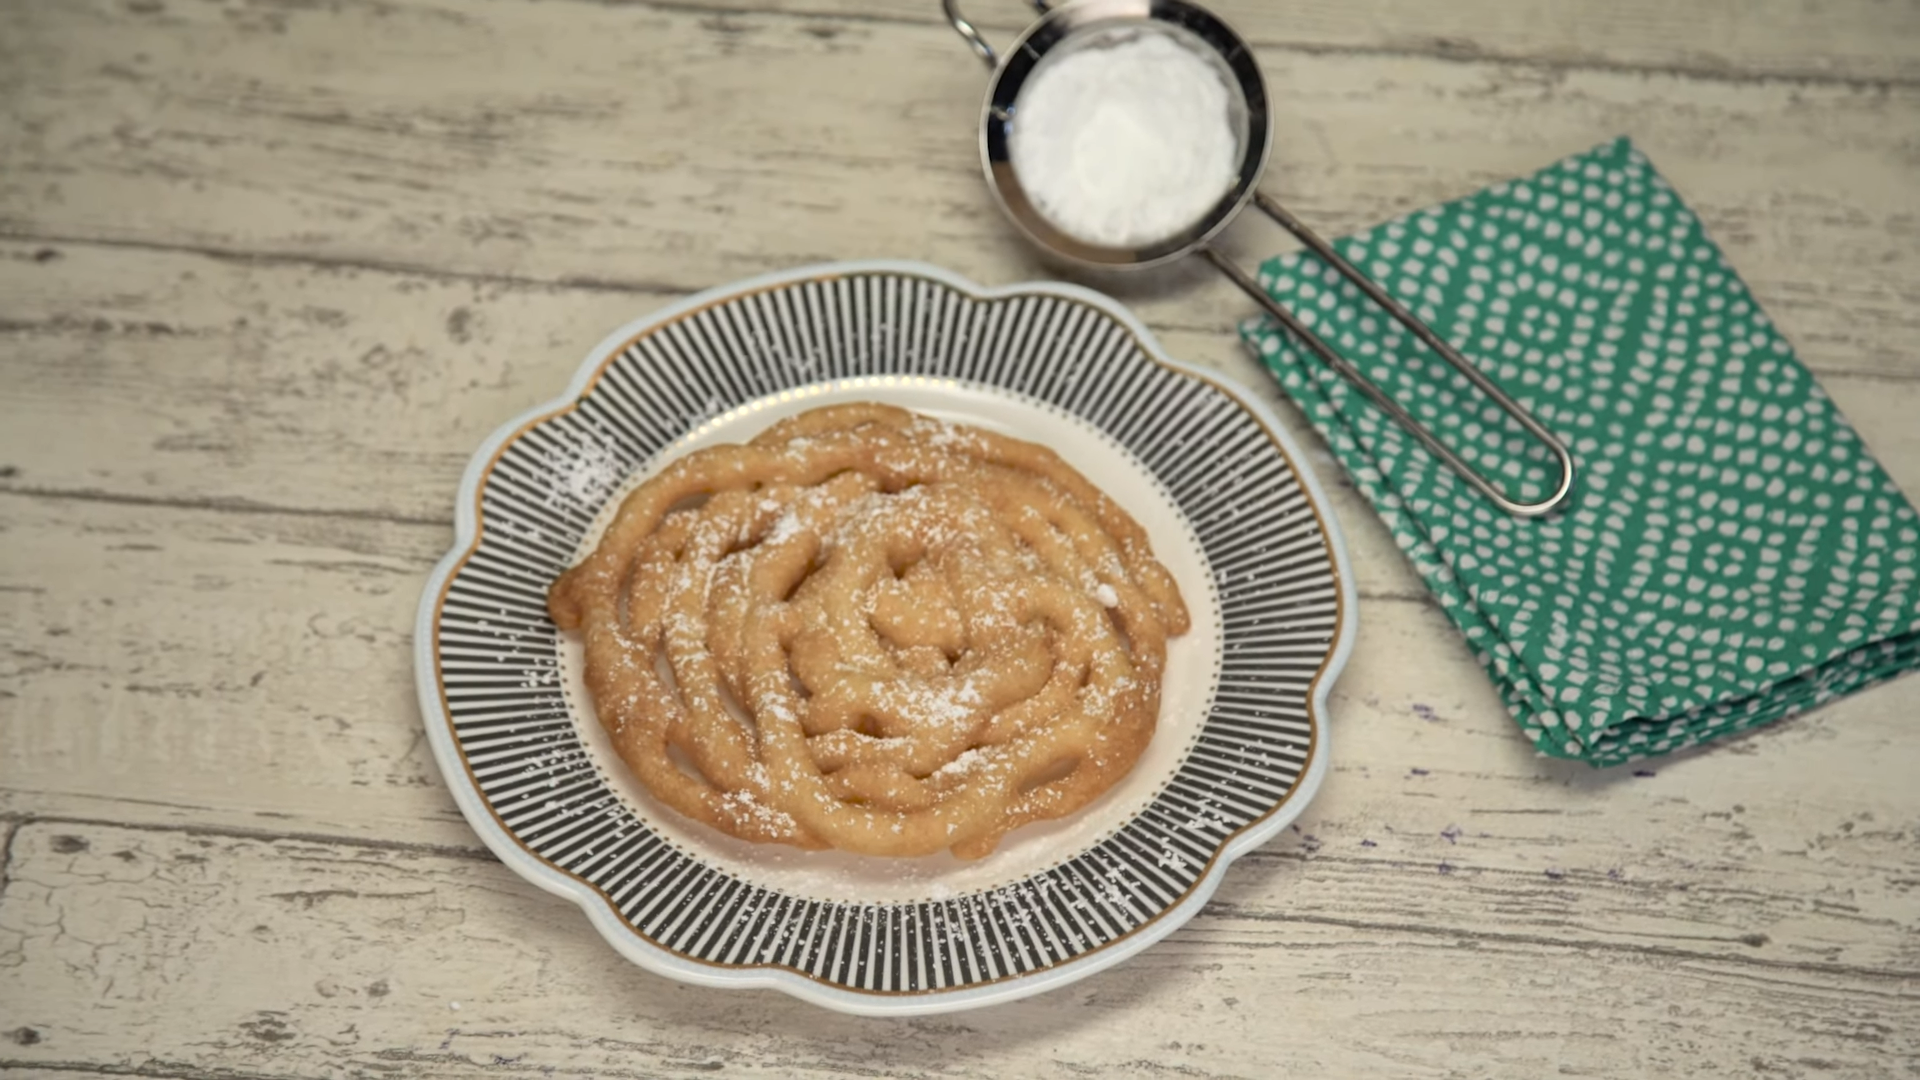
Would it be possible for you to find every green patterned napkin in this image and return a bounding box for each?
[1240,137,1920,766]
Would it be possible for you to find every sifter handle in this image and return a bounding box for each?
[1203,209,1576,517]
[942,0,1054,68]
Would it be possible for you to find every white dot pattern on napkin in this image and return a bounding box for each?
[1241,137,1920,765]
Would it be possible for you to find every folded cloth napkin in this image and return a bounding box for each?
[1240,136,1920,766]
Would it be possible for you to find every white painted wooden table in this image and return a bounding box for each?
[3,0,1917,1076]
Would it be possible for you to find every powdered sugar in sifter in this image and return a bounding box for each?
[943,0,1576,517]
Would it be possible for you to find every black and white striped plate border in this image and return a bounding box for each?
[415,261,1356,1015]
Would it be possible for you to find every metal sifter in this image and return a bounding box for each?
[942,0,1575,516]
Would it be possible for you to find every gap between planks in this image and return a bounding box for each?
[0,1065,298,1080]
[0,812,1911,987]
[3,228,1917,381]
[465,0,1920,91]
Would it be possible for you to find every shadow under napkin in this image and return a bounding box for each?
[1240,136,1920,766]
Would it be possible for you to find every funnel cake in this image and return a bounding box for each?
[549,403,1189,858]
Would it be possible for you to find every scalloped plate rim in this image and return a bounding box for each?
[412,259,1357,1016]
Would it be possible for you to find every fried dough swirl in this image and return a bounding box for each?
[549,403,1188,858]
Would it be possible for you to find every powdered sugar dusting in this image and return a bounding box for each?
[546,376,1222,906]
[543,433,625,509]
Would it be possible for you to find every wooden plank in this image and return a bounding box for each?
[4,490,1917,972]
[669,0,1920,85]
[1,239,1915,540]
[1,820,1912,1079]
[0,495,467,845]
[3,0,1914,1072]
[1,2,1916,378]
[0,239,674,528]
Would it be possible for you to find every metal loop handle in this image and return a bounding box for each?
[937,0,1574,516]
[942,0,1052,68]
[1210,192,1576,517]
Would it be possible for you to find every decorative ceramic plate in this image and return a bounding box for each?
[415,261,1354,1015]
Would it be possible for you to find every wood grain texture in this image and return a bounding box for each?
[1,820,1914,1080]
[2,0,1918,1074]
[670,0,1920,84]
[2,1,1918,378]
